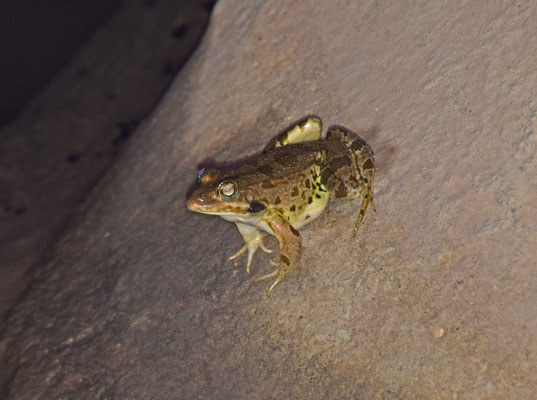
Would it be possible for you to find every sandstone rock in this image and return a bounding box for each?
[2,1,536,398]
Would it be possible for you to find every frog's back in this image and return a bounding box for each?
[221,142,323,186]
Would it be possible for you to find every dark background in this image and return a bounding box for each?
[0,1,122,126]
[0,0,215,323]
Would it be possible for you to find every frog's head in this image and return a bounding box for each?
[186,167,266,217]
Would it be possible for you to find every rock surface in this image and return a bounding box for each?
[0,0,212,321]
[2,1,537,399]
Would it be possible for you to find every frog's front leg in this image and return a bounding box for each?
[254,216,301,297]
[227,222,273,273]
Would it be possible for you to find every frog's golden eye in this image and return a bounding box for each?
[218,181,239,201]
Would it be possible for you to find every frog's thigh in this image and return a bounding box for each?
[254,216,301,297]
[344,130,376,217]
[264,116,322,151]
[325,161,374,236]
[325,125,376,235]
[227,222,272,273]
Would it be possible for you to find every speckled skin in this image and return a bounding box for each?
[186,117,375,297]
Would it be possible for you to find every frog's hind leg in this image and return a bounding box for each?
[325,125,376,236]
[227,222,273,273]
[263,116,322,151]
[353,176,374,236]
[351,134,376,236]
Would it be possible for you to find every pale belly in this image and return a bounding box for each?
[288,191,329,230]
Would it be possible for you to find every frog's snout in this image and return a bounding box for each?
[186,193,205,211]
[186,197,203,212]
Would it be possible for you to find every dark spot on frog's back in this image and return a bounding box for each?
[258,164,274,175]
[363,159,375,170]
[326,128,341,139]
[289,205,296,212]
[321,167,335,183]
[330,155,351,169]
[291,186,299,196]
[275,196,281,204]
[261,181,275,189]
[351,138,367,150]
[305,179,311,188]
[336,182,348,198]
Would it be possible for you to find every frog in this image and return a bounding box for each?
[186,116,375,297]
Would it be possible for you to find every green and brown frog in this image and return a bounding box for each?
[186,116,375,297]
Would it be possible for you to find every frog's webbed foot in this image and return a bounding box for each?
[264,116,322,151]
[226,236,272,274]
[228,223,272,273]
[254,269,281,298]
[253,216,301,298]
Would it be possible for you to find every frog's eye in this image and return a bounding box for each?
[218,181,239,201]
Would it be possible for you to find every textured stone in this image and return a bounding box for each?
[2,1,537,399]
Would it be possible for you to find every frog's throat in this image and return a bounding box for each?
[219,213,264,224]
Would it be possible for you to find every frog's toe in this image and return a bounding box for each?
[258,241,273,254]
[227,245,247,262]
[227,240,272,274]
[253,269,278,282]
[226,243,252,272]
[265,276,284,298]
[352,210,365,237]
[230,223,274,273]
[254,269,286,298]
[352,191,374,237]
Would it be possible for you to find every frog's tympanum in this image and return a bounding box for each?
[186,116,375,297]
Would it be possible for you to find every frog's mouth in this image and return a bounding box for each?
[187,190,267,216]
[186,197,249,216]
